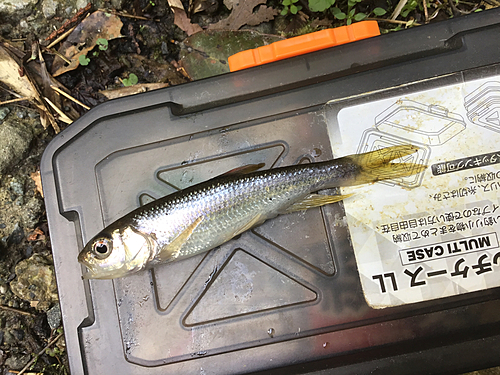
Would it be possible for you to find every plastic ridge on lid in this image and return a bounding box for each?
[228,21,380,72]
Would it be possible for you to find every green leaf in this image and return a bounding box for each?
[373,7,386,15]
[97,38,108,51]
[348,8,356,16]
[290,4,298,13]
[283,0,292,5]
[401,8,410,17]
[123,73,138,86]
[78,55,90,66]
[354,12,367,20]
[308,0,335,12]
[347,18,352,25]
[281,6,289,14]
[331,6,346,19]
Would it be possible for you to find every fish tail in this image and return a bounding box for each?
[343,144,426,186]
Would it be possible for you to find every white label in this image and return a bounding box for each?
[327,76,500,308]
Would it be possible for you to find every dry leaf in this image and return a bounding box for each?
[30,171,44,198]
[0,45,38,101]
[51,11,124,76]
[208,0,279,30]
[99,83,169,100]
[189,0,219,14]
[27,228,45,241]
[223,0,238,10]
[168,0,203,35]
[0,43,61,133]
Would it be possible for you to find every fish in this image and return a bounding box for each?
[78,144,425,279]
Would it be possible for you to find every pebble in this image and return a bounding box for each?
[4,353,30,370]
[47,303,62,330]
[9,180,24,195]
[15,110,27,119]
[3,331,15,345]
[0,108,9,122]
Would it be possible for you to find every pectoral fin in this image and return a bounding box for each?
[157,216,204,261]
[283,193,353,214]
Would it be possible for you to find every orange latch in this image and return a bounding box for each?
[228,21,380,72]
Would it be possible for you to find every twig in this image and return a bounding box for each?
[50,85,90,110]
[0,304,34,317]
[390,0,409,19]
[46,26,76,49]
[41,47,71,65]
[17,332,64,375]
[366,17,421,26]
[98,8,158,21]
[423,0,429,23]
[43,96,73,124]
[0,97,30,106]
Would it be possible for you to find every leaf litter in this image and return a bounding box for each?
[51,10,124,76]
[208,0,279,30]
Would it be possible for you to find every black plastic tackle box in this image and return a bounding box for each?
[41,8,500,375]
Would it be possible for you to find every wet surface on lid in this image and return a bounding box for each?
[91,113,353,366]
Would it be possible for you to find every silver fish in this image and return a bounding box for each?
[78,145,425,279]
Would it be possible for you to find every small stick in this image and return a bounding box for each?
[42,47,71,64]
[98,8,153,20]
[43,96,73,124]
[390,0,409,19]
[423,0,429,23]
[0,304,34,317]
[366,17,421,26]
[17,332,64,375]
[46,26,76,49]
[0,97,30,106]
[50,85,90,110]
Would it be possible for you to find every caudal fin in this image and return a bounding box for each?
[346,144,427,186]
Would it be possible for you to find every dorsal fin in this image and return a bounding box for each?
[219,163,265,177]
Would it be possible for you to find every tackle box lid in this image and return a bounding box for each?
[41,9,500,375]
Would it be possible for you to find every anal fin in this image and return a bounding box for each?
[233,214,265,238]
[284,193,353,214]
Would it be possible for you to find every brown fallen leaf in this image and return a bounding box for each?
[27,228,45,242]
[99,83,169,100]
[0,45,38,101]
[208,0,279,30]
[168,0,203,36]
[30,171,44,198]
[51,11,124,76]
[0,43,61,133]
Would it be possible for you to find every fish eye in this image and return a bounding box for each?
[92,238,112,259]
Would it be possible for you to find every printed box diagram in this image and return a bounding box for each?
[464,81,500,132]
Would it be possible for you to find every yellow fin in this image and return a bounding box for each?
[284,193,353,213]
[157,216,204,261]
[220,163,265,177]
[232,214,265,238]
[346,145,427,185]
